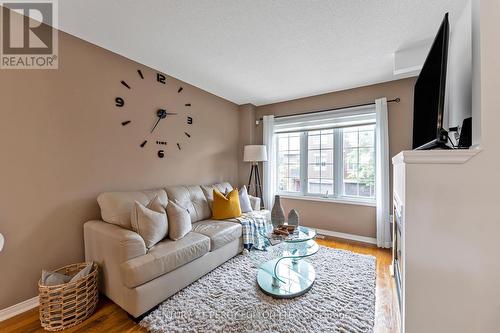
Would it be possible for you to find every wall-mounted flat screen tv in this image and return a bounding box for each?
[412,13,450,150]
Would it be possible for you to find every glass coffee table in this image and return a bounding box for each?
[257,226,319,298]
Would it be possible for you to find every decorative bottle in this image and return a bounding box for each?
[271,195,285,227]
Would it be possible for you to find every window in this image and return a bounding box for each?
[274,108,376,204]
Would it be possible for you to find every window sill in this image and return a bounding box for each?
[278,194,376,207]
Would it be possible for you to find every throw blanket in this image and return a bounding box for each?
[234,210,272,251]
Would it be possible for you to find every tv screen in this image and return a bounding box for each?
[412,13,449,150]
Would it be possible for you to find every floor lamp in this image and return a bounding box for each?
[244,145,268,203]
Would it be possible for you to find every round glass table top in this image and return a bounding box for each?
[257,259,316,298]
[283,226,316,243]
[263,226,317,243]
[281,239,319,259]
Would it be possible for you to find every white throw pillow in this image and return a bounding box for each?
[238,186,253,213]
[166,200,192,240]
[130,195,168,248]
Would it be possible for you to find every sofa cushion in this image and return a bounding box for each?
[130,196,168,249]
[120,232,210,288]
[97,189,168,229]
[165,185,210,223]
[166,200,192,240]
[201,182,233,206]
[191,220,242,251]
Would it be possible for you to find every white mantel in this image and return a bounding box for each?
[392,146,482,165]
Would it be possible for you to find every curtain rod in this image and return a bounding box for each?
[257,98,400,121]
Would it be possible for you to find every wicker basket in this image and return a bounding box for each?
[38,262,98,331]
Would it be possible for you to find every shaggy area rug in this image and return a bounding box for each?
[140,245,376,333]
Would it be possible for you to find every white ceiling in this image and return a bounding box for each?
[58,0,467,106]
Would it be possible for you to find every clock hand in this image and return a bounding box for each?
[150,110,177,133]
[151,109,169,133]
[150,117,162,133]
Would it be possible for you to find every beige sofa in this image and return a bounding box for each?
[84,182,262,317]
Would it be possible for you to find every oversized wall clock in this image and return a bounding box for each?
[114,69,194,159]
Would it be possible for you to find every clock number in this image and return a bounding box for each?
[137,69,144,79]
[140,140,147,148]
[156,73,166,84]
[115,97,124,107]
[187,116,193,124]
[158,150,165,158]
[177,143,181,150]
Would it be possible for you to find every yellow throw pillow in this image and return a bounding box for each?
[212,189,242,220]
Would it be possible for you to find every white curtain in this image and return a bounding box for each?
[262,115,275,210]
[375,98,391,248]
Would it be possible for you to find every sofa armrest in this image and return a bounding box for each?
[84,220,146,304]
[248,195,261,211]
[84,220,146,263]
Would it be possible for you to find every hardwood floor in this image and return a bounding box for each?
[0,237,399,333]
[316,237,400,333]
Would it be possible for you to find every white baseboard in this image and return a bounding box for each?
[315,228,378,245]
[0,296,39,322]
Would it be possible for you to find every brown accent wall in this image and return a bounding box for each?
[251,78,417,237]
[0,30,239,308]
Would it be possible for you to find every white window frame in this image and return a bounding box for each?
[275,123,376,206]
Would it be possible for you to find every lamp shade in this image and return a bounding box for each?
[243,145,268,162]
